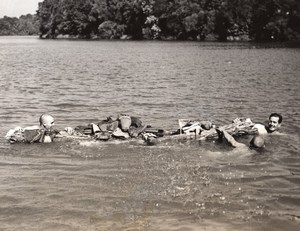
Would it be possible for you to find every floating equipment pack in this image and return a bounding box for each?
[23,128,43,143]
[144,128,165,137]
[112,128,130,139]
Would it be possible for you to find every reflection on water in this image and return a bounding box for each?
[0,37,299,231]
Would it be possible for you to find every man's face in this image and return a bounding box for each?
[268,116,281,132]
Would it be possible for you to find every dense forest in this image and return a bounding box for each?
[1,0,299,41]
[0,14,39,35]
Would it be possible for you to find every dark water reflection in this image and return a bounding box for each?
[0,37,299,230]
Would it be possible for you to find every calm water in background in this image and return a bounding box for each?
[0,36,299,230]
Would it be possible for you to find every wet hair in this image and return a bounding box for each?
[250,135,265,148]
[269,113,283,124]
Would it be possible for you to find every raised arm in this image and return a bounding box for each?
[216,127,244,148]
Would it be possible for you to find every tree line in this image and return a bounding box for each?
[0,14,39,35]
[1,0,299,41]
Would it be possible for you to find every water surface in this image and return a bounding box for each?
[0,36,299,231]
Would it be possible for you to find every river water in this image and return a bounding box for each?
[0,36,299,231]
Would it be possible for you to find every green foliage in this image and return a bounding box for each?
[98,20,125,39]
[2,0,298,41]
[0,15,39,36]
[249,0,300,41]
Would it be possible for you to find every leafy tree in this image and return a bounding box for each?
[0,16,19,35]
[250,0,300,41]
[17,14,39,35]
[0,15,39,36]
[33,0,299,41]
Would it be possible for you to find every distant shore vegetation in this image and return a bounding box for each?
[1,0,299,42]
[0,14,39,36]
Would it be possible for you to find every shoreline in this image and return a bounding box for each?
[1,35,299,48]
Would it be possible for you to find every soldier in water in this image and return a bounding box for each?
[5,114,57,143]
[254,113,283,135]
[216,127,265,151]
